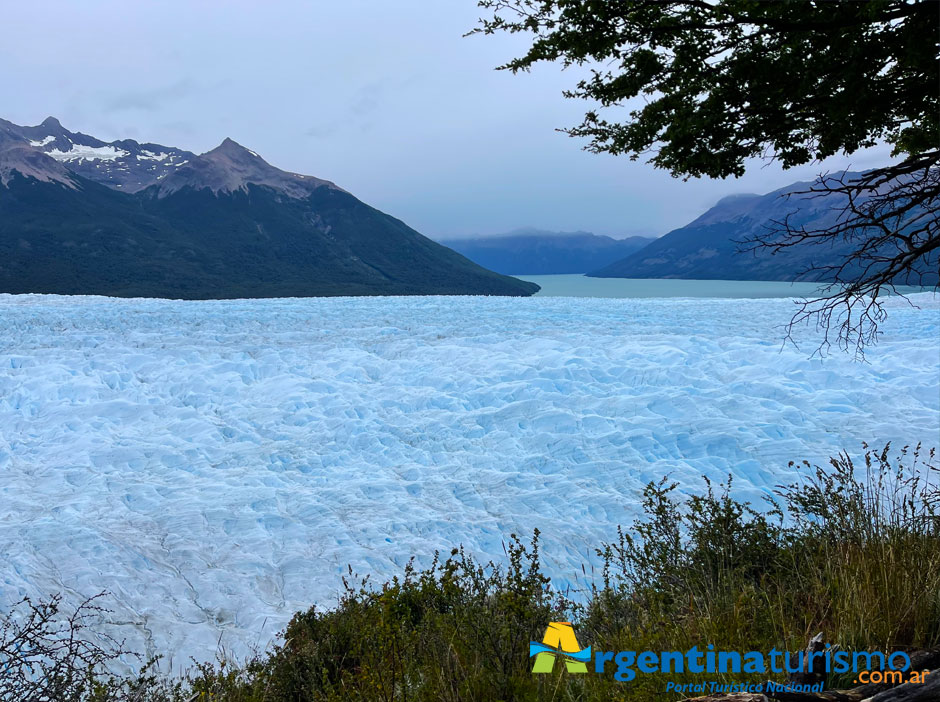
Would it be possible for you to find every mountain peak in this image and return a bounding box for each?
[714,192,760,206]
[157,137,339,199]
[207,137,261,160]
[40,116,63,129]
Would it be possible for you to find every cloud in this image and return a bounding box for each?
[105,79,199,113]
[306,80,390,139]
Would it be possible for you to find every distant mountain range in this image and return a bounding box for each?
[0,117,538,298]
[590,182,938,285]
[445,229,655,274]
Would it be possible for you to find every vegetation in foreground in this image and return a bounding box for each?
[2,443,938,701]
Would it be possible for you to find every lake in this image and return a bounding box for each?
[516,274,929,299]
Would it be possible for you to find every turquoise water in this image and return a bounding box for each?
[516,274,928,299]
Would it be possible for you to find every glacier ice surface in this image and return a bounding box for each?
[0,292,937,668]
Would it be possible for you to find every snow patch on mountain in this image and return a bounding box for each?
[136,150,170,162]
[47,143,131,163]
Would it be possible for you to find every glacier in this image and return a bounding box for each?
[0,292,937,669]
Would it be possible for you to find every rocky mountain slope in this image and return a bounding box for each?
[589,180,938,285]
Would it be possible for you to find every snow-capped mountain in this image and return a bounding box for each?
[0,117,193,192]
[0,117,538,298]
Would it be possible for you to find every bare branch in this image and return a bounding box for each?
[741,153,940,358]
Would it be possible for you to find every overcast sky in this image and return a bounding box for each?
[3,1,894,240]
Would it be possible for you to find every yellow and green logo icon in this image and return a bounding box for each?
[530,622,591,673]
